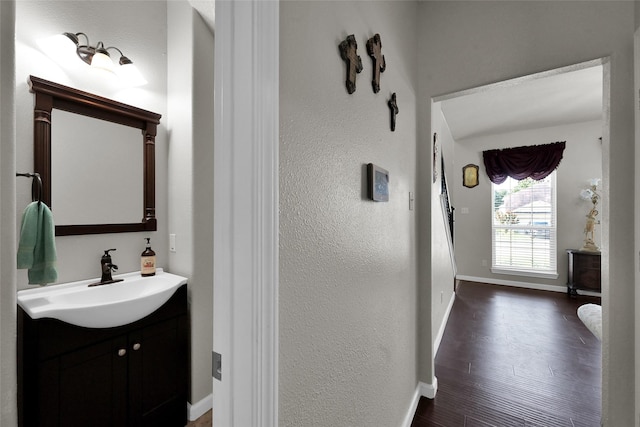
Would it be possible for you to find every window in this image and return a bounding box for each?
[492,173,557,279]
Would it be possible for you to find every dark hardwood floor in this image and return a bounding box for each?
[412,281,602,427]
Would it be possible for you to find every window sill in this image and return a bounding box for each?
[491,268,558,280]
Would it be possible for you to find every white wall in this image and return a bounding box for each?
[167,0,215,408]
[417,2,635,424]
[453,120,603,288]
[279,1,418,425]
[190,6,214,411]
[14,1,169,287]
[430,102,456,358]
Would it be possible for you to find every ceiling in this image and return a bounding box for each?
[439,65,603,142]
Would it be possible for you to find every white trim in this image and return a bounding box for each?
[213,1,279,426]
[434,292,456,356]
[634,28,640,427]
[400,386,422,427]
[456,274,601,297]
[400,380,438,427]
[0,1,18,426]
[419,379,438,399]
[188,394,213,421]
[491,267,558,280]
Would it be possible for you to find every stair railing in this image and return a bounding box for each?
[441,156,454,246]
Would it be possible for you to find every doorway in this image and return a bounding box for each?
[431,58,608,417]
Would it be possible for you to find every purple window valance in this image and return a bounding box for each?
[482,141,566,184]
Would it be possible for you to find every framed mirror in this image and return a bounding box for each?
[29,75,161,236]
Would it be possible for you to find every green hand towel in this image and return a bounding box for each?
[17,201,58,285]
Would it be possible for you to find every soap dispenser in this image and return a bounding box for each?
[141,238,156,276]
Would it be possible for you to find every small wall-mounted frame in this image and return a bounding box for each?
[462,164,479,188]
[367,163,389,202]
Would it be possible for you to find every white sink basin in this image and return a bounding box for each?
[17,269,187,328]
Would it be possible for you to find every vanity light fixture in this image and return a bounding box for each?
[41,32,148,87]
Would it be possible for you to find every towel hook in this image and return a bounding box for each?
[16,172,42,205]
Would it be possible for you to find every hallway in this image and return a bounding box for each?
[412,281,601,426]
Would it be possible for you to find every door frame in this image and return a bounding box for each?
[0,0,18,425]
[634,28,640,427]
[431,56,609,418]
[212,1,279,426]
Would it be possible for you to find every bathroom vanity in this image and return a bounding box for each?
[18,281,188,427]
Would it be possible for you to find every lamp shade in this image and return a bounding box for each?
[91,49,114,73]
[116,58,147,87]
[37,33,79,63]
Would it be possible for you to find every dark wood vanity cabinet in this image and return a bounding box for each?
[566,249,601,297]
[18,284,188,427]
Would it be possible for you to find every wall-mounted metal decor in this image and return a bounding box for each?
[366,34,386,93]
[339,34,363,94]
[462,164,480,188]
[388,93,398,132]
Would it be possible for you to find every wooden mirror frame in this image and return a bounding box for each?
[29,75,161,236]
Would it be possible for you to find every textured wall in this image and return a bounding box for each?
[417,2,635,424]
[279,2,418,426]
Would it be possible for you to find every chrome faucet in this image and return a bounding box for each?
[89,249,124,286]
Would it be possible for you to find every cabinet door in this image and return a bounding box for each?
[56,336,128,427]
[128,316,188,427]
[574,253,601,291]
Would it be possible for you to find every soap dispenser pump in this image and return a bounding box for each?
[141,238,156,276]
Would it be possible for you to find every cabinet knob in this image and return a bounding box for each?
[132,343,141,351]
[118,348,127,357]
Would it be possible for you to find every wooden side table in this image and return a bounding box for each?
[566,249,601,297]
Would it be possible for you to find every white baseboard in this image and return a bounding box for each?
[401,380,438,427]
[419,379,438,399]
[456,275,601,297]
[434,292,456,356]
[188,393,213,421]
